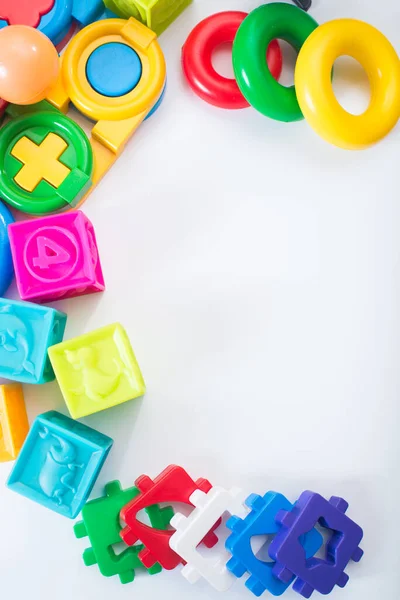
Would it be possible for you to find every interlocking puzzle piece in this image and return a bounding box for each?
[0,0,106,46]
[7,411,113,518]
[269,491,364,598]
[0,384,29,462]
[0,112,93,216]
[49,323,145,418]
[120,465,221,570]
[169,486,248,591]
[0,200,14,296]
[74,480,174,583]
[103,0,193,35]
[225,492,323,596]
[9,210,105,303]
[0,298,66,384]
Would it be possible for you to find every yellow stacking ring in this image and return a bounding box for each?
[61,18,166,122]
[295,19,400,150]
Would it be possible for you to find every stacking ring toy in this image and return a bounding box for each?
[295,19,400,149]
[232,3,318,121]
[61,18,166,121]
[182,11,282,109]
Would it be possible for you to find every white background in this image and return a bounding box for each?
[0,0,399,598]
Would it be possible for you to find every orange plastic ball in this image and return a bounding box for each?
[0,25,59,105]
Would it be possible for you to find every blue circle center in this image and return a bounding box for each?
[86,42,142,98]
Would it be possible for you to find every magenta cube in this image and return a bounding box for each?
[9,211,105,303]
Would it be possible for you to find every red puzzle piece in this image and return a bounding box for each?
[0,0,54,27]
[120,465,221,570]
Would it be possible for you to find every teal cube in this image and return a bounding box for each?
[7,411,113,518]
[0,298,66,384]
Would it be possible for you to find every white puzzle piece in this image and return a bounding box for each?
[169,486,249,591]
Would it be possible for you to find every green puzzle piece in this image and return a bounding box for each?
[74,480,174,584]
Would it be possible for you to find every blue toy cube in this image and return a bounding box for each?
[7,411,113,518]
[0,298,66,384]
[226,492,323,597]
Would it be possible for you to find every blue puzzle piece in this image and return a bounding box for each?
[0,201,14,296]
[225,492,323,597]
[7,411,113,518]
[0,298,66,384]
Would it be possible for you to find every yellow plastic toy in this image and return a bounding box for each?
[46,17,166,202]
[0,384,29,462]
[295,19,400,150]
[48,323,146,419]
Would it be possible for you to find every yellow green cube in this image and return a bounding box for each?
[104,0,193,36]
[48,323,145,419]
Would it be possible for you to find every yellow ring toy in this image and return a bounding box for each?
[61,18,166,122]
[295,19,400,150]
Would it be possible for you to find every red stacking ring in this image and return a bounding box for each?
[182,11,283,109]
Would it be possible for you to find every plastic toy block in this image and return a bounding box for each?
[7,411,113,518]
[11,133,71,192]
[169,486,248,591]
[48,323,145,419]
[0,200,14,296]
[120,465,221,570]
[103,0,193,35]
[225,492,323,596]
[0,298,67,384]
[269,491,364,598]
[0,0,54,27]
[9,211,105,303]
[74,480,174,583]
[0,384,29,462]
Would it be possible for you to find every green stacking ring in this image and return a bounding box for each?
[232,3,319,122]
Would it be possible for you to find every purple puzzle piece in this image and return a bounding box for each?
[269,491,363,598]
